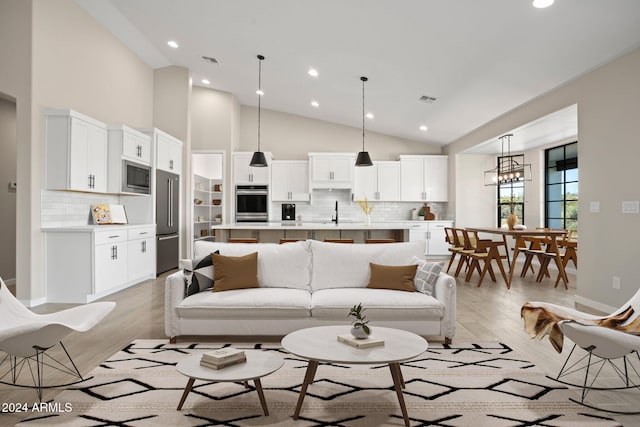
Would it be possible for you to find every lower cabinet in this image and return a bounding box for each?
[406,221,453,256]
[44,225,156,303]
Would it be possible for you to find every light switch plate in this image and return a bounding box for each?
[589,201,600,213]
[622,201,640,214]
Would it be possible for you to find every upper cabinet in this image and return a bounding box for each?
[353,161,401,201]
[399,155,448,202]
[309,153,355,189]
[111,125,151,165]
[271,160,310,202]
[233,152,272,185]
[142,129,183,174]
[45,109,108,193]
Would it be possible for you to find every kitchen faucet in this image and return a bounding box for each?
[331,201,339,225]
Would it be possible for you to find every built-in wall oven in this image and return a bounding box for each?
[235,185,268,222]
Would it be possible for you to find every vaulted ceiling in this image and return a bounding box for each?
[78,0,640,152]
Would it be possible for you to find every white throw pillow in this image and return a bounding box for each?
[412,256,443,296]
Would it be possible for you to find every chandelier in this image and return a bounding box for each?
[483,134,532,186]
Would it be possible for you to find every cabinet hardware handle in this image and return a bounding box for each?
[108,235,120,239]
[139,232,148,235]
[169,159,174,170]
[141,241,146,253]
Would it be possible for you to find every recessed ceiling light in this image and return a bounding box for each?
[366,113,374,119]
[532,0,554,8]
[419,125,428,131]
[308,68,319,77]
[256,89,264,96]
[202,79,210,85]
[311,100,319,107]
[167,40,179,48]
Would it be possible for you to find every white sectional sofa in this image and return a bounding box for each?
[165,240,456,343]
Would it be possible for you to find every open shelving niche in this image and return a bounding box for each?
[193,173,223,242]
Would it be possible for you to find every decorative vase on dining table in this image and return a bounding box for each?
[364,214,371,226]
[507,211,519,230]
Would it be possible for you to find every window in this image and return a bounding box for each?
[498,174,524,227]
[545,142,578,230]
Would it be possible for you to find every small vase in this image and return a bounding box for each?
[507,211,519,230]
[364,214,371,226]
[350,326,370,339]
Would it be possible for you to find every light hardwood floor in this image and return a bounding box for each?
[2,264,639,425]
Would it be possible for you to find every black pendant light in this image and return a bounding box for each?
[250,54,268,167]
[355,76,373,167]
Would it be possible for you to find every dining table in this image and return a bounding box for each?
[465,227,568,289]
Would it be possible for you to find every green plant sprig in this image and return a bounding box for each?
[348,303,370,335]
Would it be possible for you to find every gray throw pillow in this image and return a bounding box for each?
[184,250,219,297]
[412,256,443,296]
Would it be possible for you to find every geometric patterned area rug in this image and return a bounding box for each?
[17,340,620,427]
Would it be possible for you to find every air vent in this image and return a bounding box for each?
[202,56,219,64]
[418,95,437,104]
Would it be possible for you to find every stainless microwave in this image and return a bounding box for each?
[122,160,151,194]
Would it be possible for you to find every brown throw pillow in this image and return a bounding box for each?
[366,262,417,292]
[212,252,259,292]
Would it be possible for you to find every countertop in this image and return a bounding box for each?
[42,223,155,232]
[211,220,453,230]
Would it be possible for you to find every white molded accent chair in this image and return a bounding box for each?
[557,320,640,414]
[0,278,115,400]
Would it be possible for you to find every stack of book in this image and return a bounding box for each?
[200,347,246,370]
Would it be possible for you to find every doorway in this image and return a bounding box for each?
[0,94,17,289]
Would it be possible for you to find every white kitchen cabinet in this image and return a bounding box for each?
[354,161,400,201]
[127,226,156,282]
[107,125,152,194]
[399,155,448,202]
[233,152,272,185]
[45,109,108,193]
[141,128,183,174]
[309,153,355,189]
[271,161,310,201]
[44,225,156,303]
[406,221,453,256]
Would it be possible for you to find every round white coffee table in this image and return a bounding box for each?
[176,350,283,415]
[281,325,428,427]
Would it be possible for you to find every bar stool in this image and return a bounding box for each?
[227,238,258,243]
[324,239,354,243]
[364,239,396,244]
[279,238,303,244]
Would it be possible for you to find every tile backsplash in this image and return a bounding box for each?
[41,190,119,227]
[270,189,448,222]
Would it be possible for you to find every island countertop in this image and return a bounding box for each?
[210,220,452,230]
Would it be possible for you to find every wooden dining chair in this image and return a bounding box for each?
[520,229,569,289]
[227,238,258,243]
[324,239,354,243]
[553,230,577,287]
[462,230,509,288]
[453,228,476,277]
[445,227,465,274]
[365,239,396,244]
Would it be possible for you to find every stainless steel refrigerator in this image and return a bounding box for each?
[156,170,179,275]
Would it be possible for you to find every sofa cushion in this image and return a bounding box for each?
[311,288,444,320]
[177,288,311,319]
[193,240,312,290]
[184,250,220,297]
[213,252,259,292]
[366,263,417,292]
[309,240,426,291]
[412,256,444,296]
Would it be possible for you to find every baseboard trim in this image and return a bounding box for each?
[4,277,16,286]
[574,295,616,314]
[19,296,48,308]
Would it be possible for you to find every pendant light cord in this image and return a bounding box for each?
[257,55,263,152]
[361,76,367,152]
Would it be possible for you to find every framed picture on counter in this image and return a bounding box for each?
[91,204,128,225]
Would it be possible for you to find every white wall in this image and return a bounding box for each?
[445,46,640,311]
[454,153,496,228]
[239,106,441,160]
[0,98,17,283]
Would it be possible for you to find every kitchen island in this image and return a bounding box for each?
[209,220,453,256]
